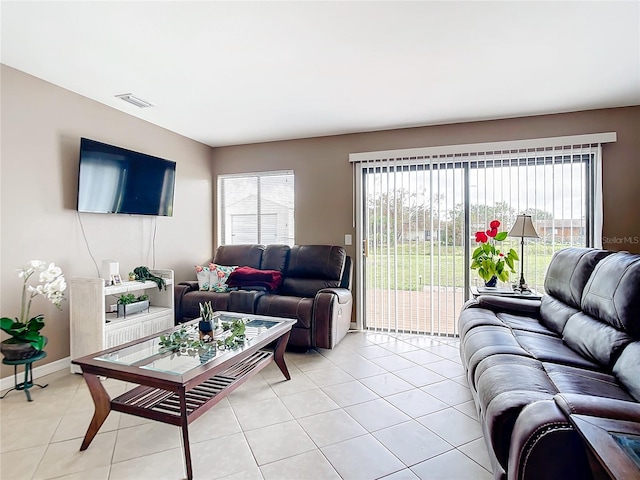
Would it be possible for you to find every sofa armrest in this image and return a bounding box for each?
[174,283,197,323]
[318,287,351,304]
[554,393,640,421]
[508,399,593,480]
[476,296,541,316]
[313,288,353,349]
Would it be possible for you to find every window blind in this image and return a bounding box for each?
[218,170,295,246]
[351,133,615,335]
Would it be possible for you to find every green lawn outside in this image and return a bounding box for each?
[365,242,567,291]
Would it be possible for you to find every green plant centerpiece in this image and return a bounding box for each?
[1,260,66,360]
[132,266,166,290]
[218,317,247,349]
[116,293,150,318]
[471,219,519,285]
[158,326,206,356]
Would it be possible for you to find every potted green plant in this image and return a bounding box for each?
[116,293,150,318]
[471,219,519,286]
[0,260,66,360]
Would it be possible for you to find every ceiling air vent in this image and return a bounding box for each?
[115,93,154,108]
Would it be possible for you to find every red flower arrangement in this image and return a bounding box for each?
[471,219,518,284]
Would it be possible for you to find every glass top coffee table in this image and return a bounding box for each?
[72,312,296,480]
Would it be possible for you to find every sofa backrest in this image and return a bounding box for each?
[213,244,264,268]
[561,252,640,399]
[543,248,612,308]
[581,252,640,339]
[280,245,346,298]
[540,248,612,333]
[261,244,291,272]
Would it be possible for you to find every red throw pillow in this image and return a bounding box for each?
[227,266,283,290]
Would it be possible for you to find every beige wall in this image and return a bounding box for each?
[0,66,213,377]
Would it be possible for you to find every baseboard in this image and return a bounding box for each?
[1,356,70,392]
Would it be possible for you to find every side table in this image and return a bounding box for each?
[569,413,640,480]
[470,286,542,300]
[1,351,48,402]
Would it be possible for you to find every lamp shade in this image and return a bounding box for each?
[509,215,539,239]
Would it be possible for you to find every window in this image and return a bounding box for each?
[218,171,294,246]
[351,133,616,335]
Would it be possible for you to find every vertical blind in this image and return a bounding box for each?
[218,170,295,246]
[351,133,615,336]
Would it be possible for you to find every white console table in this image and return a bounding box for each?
[69,269,174,374]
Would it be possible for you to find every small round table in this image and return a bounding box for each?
[1,351,48,402]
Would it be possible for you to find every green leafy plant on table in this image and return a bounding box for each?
[471,219,519,284]
[218,318,247,349]
[159,327,206,356]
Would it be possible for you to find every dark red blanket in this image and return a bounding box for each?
[227,266,283,291]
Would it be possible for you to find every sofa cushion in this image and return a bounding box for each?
[281,245,345,298]
[543,362,635,401]
[261,244,290,272]
[213,244,264,269]
[543,248,612,310]
[495,312,556,335]
[581,252,640,338]
[539,295,580,334]
[562,312,633,368]
[512,330,601,370]
[612,342,640,401]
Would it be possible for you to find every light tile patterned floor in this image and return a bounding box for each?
[0,331,492,480]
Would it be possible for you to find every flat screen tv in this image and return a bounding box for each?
[77,138,176,216]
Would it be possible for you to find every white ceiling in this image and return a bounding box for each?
[2,1,639,147]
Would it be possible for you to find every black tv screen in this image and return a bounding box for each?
[77,138,176,216]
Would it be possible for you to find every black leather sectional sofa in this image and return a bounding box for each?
[459,247,640,479]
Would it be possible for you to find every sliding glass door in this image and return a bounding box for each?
[357,145,597,337]
[362,162,466,336]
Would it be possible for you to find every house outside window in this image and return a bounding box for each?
[218,171,294,246]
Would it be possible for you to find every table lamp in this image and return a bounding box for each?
[508,215,539,291]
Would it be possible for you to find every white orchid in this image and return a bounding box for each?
[2,260,66,351]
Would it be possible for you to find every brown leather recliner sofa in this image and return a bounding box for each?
[174,244,353,351]
[459,247,640,480]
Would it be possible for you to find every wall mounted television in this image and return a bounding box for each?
[77,138,176,216]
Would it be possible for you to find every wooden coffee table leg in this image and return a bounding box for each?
[179,389,193,480]
[273,331,291,380]
[80,373,112,451]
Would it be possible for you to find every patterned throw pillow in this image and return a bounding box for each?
[195,265,211,291]
[208,263,237,292]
